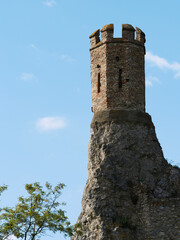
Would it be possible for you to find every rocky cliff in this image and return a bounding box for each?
[73,110,180,240]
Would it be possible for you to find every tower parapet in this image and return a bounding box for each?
[122,24,135,41]
[136,27,146,43]
[89,29,100,48]
[101,24,114,42]
[89,24,146,113]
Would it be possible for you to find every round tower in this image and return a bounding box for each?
[89,24,146,113]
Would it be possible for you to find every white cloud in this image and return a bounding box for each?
[146,51,180,78]
[43,0,56,7]
[28,45,75,63]
[146,79,153,87]
[146,75,160,87]
[60,54,75,62]
[30,43,38,50]
[36,117,66,132]
[21,73,38,82]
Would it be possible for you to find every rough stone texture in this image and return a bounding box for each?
[73,24,180,240]
[73,112,180,240]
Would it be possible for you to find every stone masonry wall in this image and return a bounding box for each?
[90,24,145,113]
[138,196,180,239]
[106,41,145,112]
[90,44,108,113]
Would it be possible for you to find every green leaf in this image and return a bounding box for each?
[0,182,77,240]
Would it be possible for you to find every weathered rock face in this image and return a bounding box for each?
[73,111,180,240]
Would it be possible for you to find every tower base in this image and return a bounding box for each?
[73,110,180,240]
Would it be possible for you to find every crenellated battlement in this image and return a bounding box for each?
[89,23,145,49]
[89,23,146,113]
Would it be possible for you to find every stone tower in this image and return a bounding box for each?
[90,24,145,113]
[73,24,180,240]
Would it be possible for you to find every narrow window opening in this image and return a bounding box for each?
[119,69,122,88]
[98,72,101,93]
[116,56,120,62]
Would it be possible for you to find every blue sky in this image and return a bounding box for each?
[0,0,180,239]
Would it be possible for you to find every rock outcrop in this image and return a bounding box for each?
[73,111,180,240]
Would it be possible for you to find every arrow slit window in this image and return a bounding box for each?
[119,69,122,88]
[98,72,101,93]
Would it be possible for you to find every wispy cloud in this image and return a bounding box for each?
[43,0,56,7]
[60,54,75,62]
[36,117,67,132]
[21,73,38,83]
[29,46,75,63]
[30,43,38,50]
[146,79,153,87]
[146,51,180,78]
[146,75,160,87]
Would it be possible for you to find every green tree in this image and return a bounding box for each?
[0,185,9,240]
[0,185,7,197]
[0,182,74,240]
